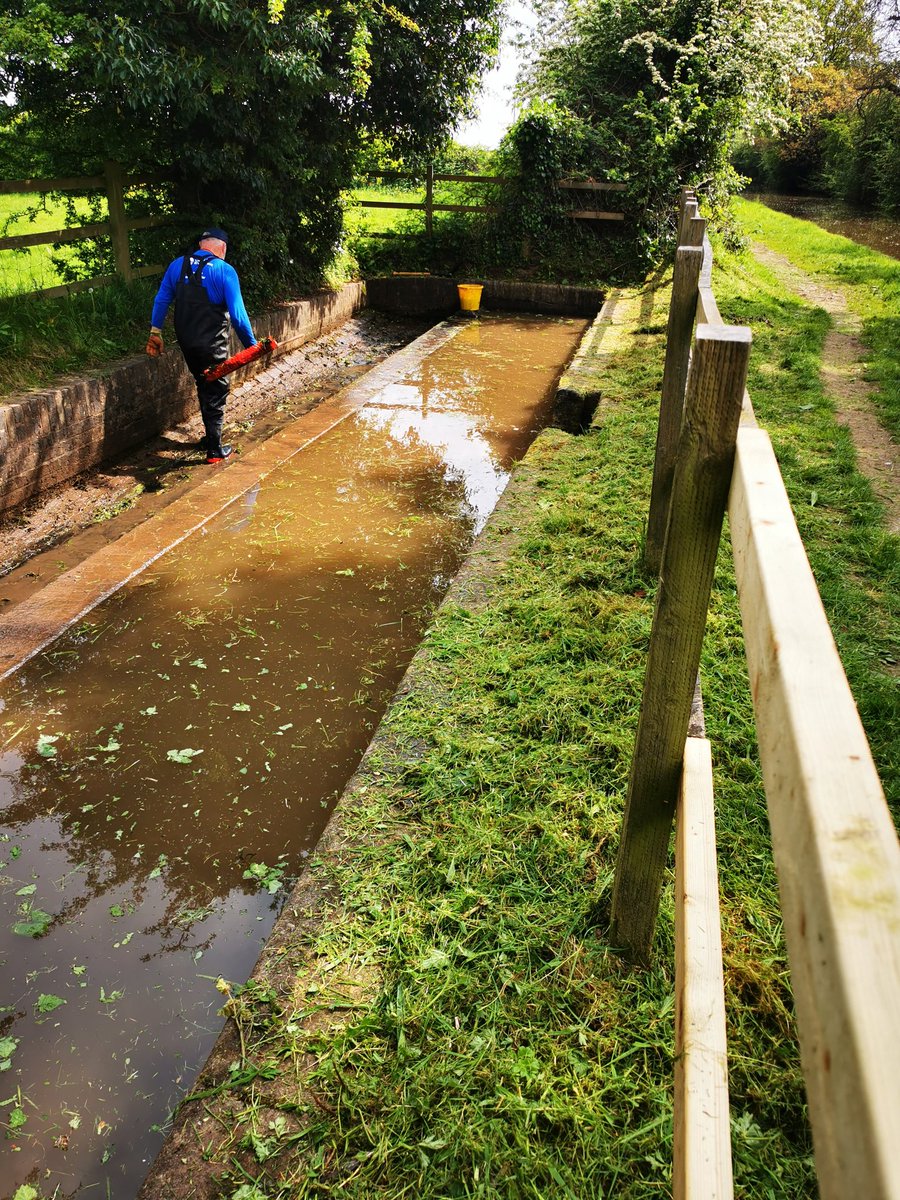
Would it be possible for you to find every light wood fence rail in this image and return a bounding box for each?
[613,190,900,1199]
[353,165,626,235]
[0,162,173,299]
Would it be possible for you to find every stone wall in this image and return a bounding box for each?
[0,282,366,516]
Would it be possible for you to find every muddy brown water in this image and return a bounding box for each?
[0,313,588,1199]
[747,192,900,260]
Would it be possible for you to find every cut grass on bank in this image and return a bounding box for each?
[736,195,900,442]
[181,233,893,1198]
[198,240,897,1199]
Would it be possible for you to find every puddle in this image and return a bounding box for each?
[0,312,587,1198]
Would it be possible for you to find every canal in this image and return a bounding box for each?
[746,192,900,260]
[0,312,588,1199]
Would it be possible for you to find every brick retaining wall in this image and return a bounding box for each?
[0,283,366,517]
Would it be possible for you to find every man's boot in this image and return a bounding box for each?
[206,443,233,464]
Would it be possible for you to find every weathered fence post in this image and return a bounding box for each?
[678,198,699,245]
[610,324,751,961]
[645,244,704,573]
[425,163,434,237]
[104,160,132,283]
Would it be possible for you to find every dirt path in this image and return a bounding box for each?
[752,242,900,533]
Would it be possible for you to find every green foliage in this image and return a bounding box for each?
[0,0,502,307]
[738,68,900,211]
[517,0,819,255]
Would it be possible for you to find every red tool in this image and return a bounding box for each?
[202,336,278,382]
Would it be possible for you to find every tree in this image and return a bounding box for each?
[516,0,820,250]
[0,0,502,304]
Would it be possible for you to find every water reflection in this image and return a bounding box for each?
[0,313,587,1199]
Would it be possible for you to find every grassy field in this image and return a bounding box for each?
[0,192,103,296]
[345,187,425,237]
[183,228,898,1198]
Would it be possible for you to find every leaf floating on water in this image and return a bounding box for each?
[140,706,158,717]
[36,993,65,1014]
[109,905,125,918]
[36,733,60,758]
[15,885,36,896]
[233,703,251,712]
[335,568,355,576]
[97,739,121,753]
[99,987,124,1005]
[12,908,52,937]
[190,658,207,669]
[13,1183,39,1200]
[167,748,204,764]
[242,861,285,894]
[0,1035,18,1070]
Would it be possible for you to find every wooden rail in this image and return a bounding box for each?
[0,162,171,297]
[353,166,627,232]
[613,189,900,1199]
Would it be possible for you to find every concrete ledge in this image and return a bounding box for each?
[552,293,620,433]
[366,276,604,319]
[0,282,366,516]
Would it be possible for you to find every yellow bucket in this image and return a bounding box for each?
[457,283,483,312]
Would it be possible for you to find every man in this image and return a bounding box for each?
[146,228,255,463]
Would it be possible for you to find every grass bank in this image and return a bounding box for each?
[0,279,160,398]
[163,234,899,1199]
[735,196,900,441]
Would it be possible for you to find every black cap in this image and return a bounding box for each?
[200,227,229,245]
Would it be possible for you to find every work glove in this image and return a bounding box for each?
[146,329,164,357]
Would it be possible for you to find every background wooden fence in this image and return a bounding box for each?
[354,167,627,235]
[0,162,172,299]
[612,191,900,1199]
[1,163,628,298]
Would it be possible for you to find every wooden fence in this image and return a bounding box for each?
[611,190,900,1198]
[1,163,627,297]
[354,167,626,235]
[0,162,171,299]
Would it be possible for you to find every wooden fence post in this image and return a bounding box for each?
[687,215,706,248]
[610,324,751,961]
[104,160,132,283]
[645,245,704,574]
[425,163,434,237]
[678,199,699,246]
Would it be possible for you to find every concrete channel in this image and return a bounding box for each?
[0,283,603,1199]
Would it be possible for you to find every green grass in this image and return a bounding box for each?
[735,196,900,442]
[0,192,103,296]
[346,187,425,236]
[0,191,156,398]
[0,277,158,398]
[192,238,898,1198]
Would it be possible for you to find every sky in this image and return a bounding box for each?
[455,1,536,148]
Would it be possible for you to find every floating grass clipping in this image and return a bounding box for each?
[186,258,895,1199]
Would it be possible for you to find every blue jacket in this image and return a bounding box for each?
[151,251,256,348]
